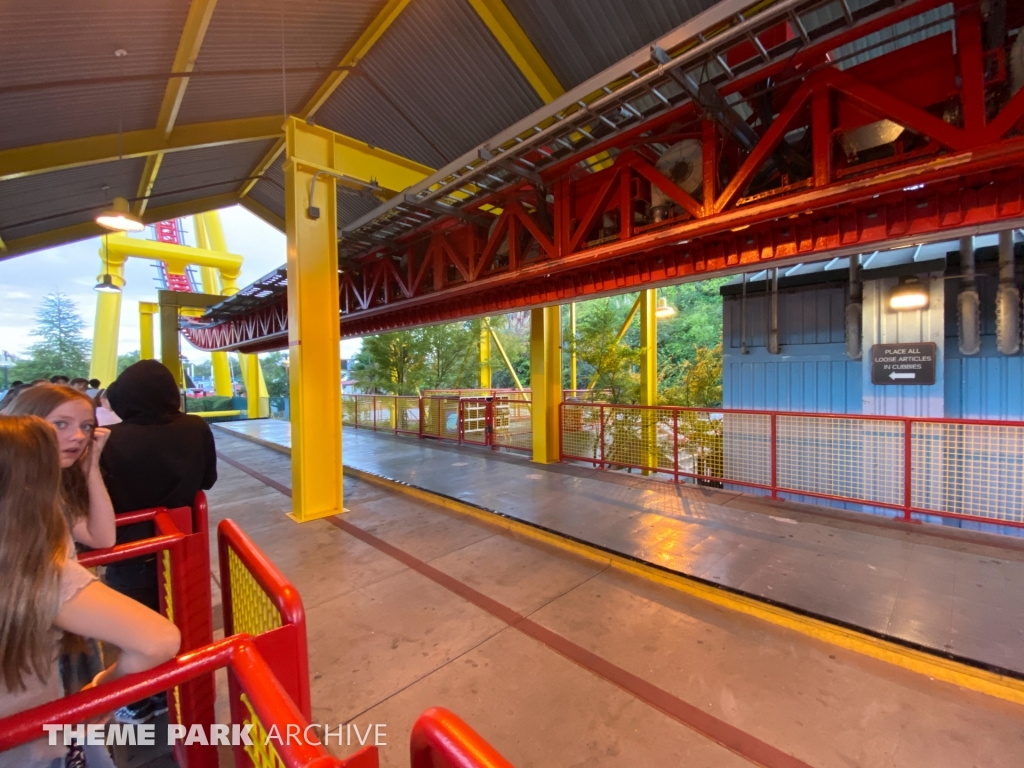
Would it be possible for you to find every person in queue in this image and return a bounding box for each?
[49,376,69,386]
[69,379,89,393]
[0,415,181,768]
[100,360,217,723]
[93,389,120,427]
[5,385,116,551]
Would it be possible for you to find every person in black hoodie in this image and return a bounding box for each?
[100,360,217,724]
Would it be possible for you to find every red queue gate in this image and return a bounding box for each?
[1,509,515,768]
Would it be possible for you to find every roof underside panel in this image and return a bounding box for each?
[315,0,543,170]
[0,0,187,149]
[0,158,146,242]
[176,0,389,125]
[502,0,720,90]
[149,140,277,210]
[248,159,286,223]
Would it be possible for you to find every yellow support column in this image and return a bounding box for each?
[193,214,233,396]
[139,302,158,360]
[568,303,577,392]
[284,117,343,522]
[639,289,658,473]
[89,238,127,386]
[245,353,261,419]
[530,306,561,464]
[479,320,492,389]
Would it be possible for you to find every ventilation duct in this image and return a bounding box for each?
[846,254,862,359]
[958,236,981,355]
[651,140,702,222]
[996,230,1020,355]
[740,272,749,355]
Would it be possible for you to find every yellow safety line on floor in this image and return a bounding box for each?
[215,425,1024,708]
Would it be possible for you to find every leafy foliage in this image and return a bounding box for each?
[260,351,289,398]
[11,292,90,381]
[117,350,141,376]
[659,343,723,407]
[570,300,640,403]
[184,395,235,413]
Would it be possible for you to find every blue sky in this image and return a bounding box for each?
[0,205,361,364]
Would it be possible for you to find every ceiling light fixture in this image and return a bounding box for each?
[655,297,676,319]
[94,235,123,293]
[889,275,928,311]
[96,196,144,232]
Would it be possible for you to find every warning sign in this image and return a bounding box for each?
[870,342,937,385]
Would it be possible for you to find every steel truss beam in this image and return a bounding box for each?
[185,0,1024,351]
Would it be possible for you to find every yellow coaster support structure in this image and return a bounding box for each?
[139,302,158,361]
[284,117,344,522]
[89,231,243,387]
[530,306,561,464]
[193,213,234,397]
[568,303,577,392]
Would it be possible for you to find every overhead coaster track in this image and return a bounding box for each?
[184,0,1024,352]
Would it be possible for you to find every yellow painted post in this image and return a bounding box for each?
[530,306,561,464]
[569,303,577,392]
[246,353,261,419]
[639,289,658,473]
[284,117,343,522]
[89,237,128,386]
[196,212,243,398]
[139,302,158,360]
[479,319,492,389]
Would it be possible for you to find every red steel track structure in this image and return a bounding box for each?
[185,0,1024,353]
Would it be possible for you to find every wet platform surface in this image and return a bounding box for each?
[217,419,1024,677]
[208,429,1024,767]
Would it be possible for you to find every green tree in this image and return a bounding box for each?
[488,313,530,390]
[571,300,640,403]
[11,292,90,381]
[351,330,429,394]
[261,351,289,398]
[659,344,723,407]
[117,350,141,375]
[421,322,479,389]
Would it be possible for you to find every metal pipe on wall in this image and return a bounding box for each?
[767,268,780,355]
[740,273,748,355]
[958,235,981,355]
[845,254,862,359]
[996,230,1020,355]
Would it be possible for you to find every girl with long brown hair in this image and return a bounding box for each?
[0,416,180,768]
[5,384,116,551]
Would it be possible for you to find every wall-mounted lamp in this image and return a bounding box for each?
[655,296,676,319]
[96,196,144,232]
[889,275,929,311]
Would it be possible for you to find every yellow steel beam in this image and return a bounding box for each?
[103,233,242,281]
[139,302,159,361]
[135,0,220,215]
[284,116,344,522]
[0,117,282,182]
[239,0,412,198]
[569,303,577,391]
[639,288,658,473]
[479,320,492,388]
[468,0,564,103]
[289,124,434,198]
[238,196,285,232]
[0,192,239,261]
[488,325,525,393]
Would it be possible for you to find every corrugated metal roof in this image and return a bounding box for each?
[149,140,277,209]
[0,0,186,149]
[336,189,381,228]
[316,0,542,169]
[0,158,145,242]
[248,158,286,223]
[829,2,954,69]
[175,0,388,125]
[502,0,720,90]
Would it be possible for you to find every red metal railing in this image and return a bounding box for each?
[66,504,215,768]
[560,402,1024,530]
[0,635,377,768]
[218,519,310,731]
[343,394,531,453]
[410,708,514,768]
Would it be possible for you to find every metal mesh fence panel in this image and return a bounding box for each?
[493,397,533,452]
[396,396,421,435]
[776,415,904,507]
[912,421,1024,524]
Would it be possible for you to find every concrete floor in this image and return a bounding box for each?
[203,430,1024,767]
[218,419,1024,676]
